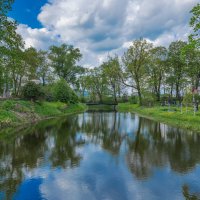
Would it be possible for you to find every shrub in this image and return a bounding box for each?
[142,92,156,107]
[22,82,44,101]
[129,95,138,104]
[53,79,79,104]
[42,85,55,102]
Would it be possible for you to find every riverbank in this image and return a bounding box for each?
[0,100,87,129]
[117,103,200,132]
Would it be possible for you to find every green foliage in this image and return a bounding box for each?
[129,95,138,104]
[53,79,79,104]
[84,68,107,103]
[49,44,83,85]
[183,93,193,105]
[189,3,200,48]
[167,41,187,101]
[0,0,14,15]
[101,56,122,102]
[42,85,55,102]
[148,46,167,101]
[22,82,44,101]
[122,38,153,105]
[142,95,156,107]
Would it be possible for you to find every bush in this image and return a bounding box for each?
[129,95,138,104]
[22,82,44,101]
[142,92,156,107]
[42,85,55,102]
[53,79,79,104]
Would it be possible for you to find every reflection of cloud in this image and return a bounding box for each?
[39,144,130,200]
[16,0,199,67]
[7,111,200,200]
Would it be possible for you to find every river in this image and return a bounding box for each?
[0,112,200,200]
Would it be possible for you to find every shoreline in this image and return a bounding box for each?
[0,100,87,131]
[117,103,200,133]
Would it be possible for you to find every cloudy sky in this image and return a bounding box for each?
[9,0,199,67]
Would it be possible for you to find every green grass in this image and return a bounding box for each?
[117,103,200,132]
[0,100,87,128]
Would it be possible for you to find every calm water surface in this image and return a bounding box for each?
[0,112,200,200]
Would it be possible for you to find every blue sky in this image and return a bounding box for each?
[8,0,47,28]
[8,0,199,67]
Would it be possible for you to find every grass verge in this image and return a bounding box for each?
[0,100,87,129]
[117,103,200,132]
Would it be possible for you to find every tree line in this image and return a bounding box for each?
[0,1,200,106]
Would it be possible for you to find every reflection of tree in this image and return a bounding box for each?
[182,184,200,200]
[79,112,126,155]
[126,118,152,180]
[126,117,200,179]
[49,117,84,168]
[1,112,200,199]
[0,116,84,199]
[0,132,47,200]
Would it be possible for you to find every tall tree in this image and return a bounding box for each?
[189,3,200,49]
[2,21,25,96]
[147,46,167,101]
[122,38,153,105]
[37,50,53,86]
[101,56,121,103]
[85,68,107,103]
[49,44,82,86]
[0,0,15,49]
[167,41,187,101]
[23,47,40,80]
[184,47,200,90]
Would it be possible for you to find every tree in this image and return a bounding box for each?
[3,21,25,96]
[167,41,187,101]
[37,50,54,86]
[84,68,107,103]
[23,47,40,80]
[0,0,14,15]
[183,47,200,90]
[101,56,121,103]
[147,46,167,101]
[122,38,153,105]
[49,44,82,86]
[0,0,15,53]
[0,0,14,42]
[189,3,200,49]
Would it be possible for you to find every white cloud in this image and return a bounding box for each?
[17,0,199,67]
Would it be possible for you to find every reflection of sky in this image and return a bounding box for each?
[13,143,200,200]
[5,112,200,199]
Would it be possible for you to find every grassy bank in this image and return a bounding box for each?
[117,103,200,132]
[0,100,87,128]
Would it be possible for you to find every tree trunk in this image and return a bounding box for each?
[136,80,142,106]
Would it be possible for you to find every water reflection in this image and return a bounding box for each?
[0,112,200,199]
[182,184,200,200]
